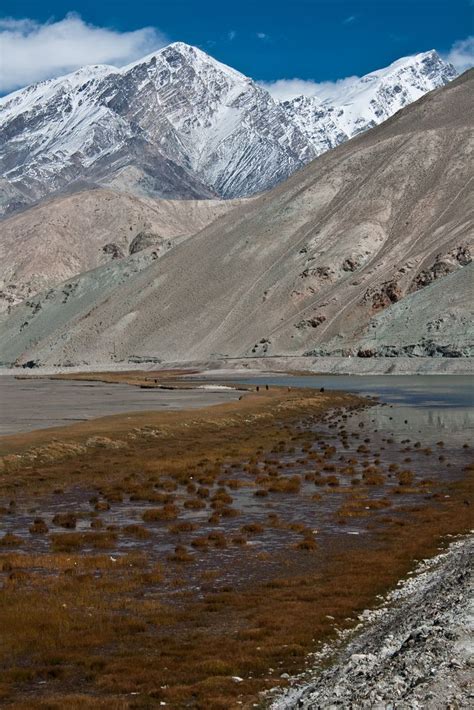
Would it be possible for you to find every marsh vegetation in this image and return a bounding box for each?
[0,381,472,709]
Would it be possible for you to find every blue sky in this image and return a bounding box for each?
[0,1,472,94]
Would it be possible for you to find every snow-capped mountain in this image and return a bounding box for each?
[281,50,457,155]
[0,43,314,212]
[0,44,457,215]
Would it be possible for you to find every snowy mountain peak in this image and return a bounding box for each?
[281,49,457,153]
[0,44,459,215]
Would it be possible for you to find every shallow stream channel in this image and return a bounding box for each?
[1,374,472,597]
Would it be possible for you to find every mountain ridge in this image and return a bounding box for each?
[0,43,458,216]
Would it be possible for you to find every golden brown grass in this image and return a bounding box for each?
[0,377,472,709]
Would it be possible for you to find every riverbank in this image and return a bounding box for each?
[270,533,474,709]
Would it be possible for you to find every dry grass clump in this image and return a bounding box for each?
[52,512,77,529]
[241,523,264,535]
[268,476,301,493]
[94,500,110,512]
[231,535,247,546]
[50,531,118,551]
[295,537,317,551]
[207,531,227,548]
[191,535,210,549]
[0,533,22,547]
[362,469,385,486]
[169,521,197,534]
[183,498,207,510]
[123,524,152,540]
[167,545,193,563]
[29,518,49,534]
[219,506,240,518]
[142,504,179,522]
[397,470,414,486]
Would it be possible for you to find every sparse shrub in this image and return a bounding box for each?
[50,531,117,551]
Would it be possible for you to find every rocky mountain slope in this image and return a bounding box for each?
[0,44,456,215]
[0,71,472,368]
[0,189,243,312]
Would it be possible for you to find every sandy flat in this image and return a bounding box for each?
[0,376,241,435]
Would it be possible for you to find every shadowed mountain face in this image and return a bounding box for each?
[0,44,456,215]
[0,71,472,367]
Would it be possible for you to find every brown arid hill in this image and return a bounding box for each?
[0,189,244,312]
[0,70,472,368]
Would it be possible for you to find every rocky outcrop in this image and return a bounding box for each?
[129,232,165,255]
[411,245,472,292]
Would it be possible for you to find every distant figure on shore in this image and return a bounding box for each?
[320,387,325,393]
[265,384,269,391]
[256,385,260,392]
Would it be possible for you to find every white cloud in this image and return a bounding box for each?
[0,12,168,93]
[259,76,359,102]
[260,34,474,104]
[257,32,268,40]
[443,35,474,73]
[228,30,237,41]
[343,15,356,24]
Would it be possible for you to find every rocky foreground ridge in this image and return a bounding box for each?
[270,535,474,709]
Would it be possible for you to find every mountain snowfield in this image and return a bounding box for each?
[0,43,457,215]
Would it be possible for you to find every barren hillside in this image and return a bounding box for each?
[1,71,472,367]
[0,189,243,311]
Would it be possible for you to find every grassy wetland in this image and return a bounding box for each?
[0,372,472,709]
